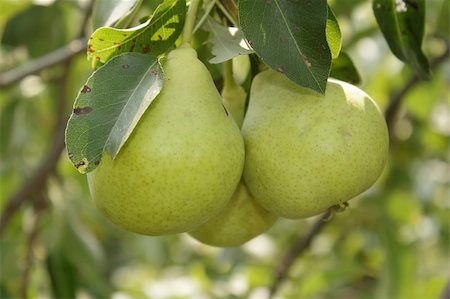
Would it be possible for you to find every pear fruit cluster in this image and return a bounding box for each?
[87,44,388,247]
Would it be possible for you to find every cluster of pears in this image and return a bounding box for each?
[87,43,389,247]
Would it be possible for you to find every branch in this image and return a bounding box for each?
[0,0,92,89]
[0,38,86,88]
[384,45,450,133]
[0,64,70,234]
[440,281,450,299]
[268,46,450,298]
[0,0,94,235]
[269,210,332,298]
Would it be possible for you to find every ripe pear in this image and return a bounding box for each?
[242,70,389,219]
[188,181,277,247]
[87,44,245,235]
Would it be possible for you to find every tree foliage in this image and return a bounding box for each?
[0,0,448,298]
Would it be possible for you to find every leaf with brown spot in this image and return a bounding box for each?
[87,0,186,69]
[239,0,331,93]
[65,53,163,173]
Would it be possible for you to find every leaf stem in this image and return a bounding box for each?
[223,59,235,88]
[215,0,237,27]
[193,0,216,33]
[182,0,201,45]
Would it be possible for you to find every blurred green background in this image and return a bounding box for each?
[0,0,449,298]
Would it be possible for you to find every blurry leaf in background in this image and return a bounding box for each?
[326,6,342,59]
[435,0,449,38]
[373,0,430,79]
[65,53,163,173]
[87,0,186,68]
[1,2,77,58]
[92,0,143,29]
[330,52,361,85]
[203,18,253,64]
[0,0,31,38]
[239,0,331,94]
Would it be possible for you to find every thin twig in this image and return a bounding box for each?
[440,281,450,299]
[0,63,70,234]
[0,38,86,88]
[0,128,65,234]
[268,46,450,298]
[384,45,450,134]
[269,210,332,298]
[19,196,48,299]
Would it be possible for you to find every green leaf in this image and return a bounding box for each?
[436,0,449,38]
[326,6,341,59]
[203,18,253,64]
[239,0,331,94]
[330,52,361,85]
[373,0,430,79]
[92,0,142,29]
[0,0,30,22]
[87,0,186,68]
[65,53,163,174]
[46,248,77,299]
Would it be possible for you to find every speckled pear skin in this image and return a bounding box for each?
[188,181,277,247]
[87,45,245,235]
[242,70,389,219]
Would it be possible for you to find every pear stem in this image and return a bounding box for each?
[223,59,237,89]
[182,0,201,45]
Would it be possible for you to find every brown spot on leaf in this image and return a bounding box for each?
[123,33,128,37]
[277,65,285,73]
[122,64,130,69]
[94,160,100,165]
[150,68,159,75]
[113,42,121,46]
[96,56,101,61]
[75,160,85,168]
[87,44,94,53]
[81,85,91,93]
[158,35,163,40]
[68,152,74,159]
[73,106,93,115]
[99,38,104,41]
[142,45,150,53]
[303,57,312,69]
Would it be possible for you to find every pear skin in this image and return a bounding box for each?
[188,181,277,247]
[87,45,245,235]
[242,70,389,219]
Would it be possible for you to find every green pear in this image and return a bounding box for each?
[188,180,277,247]
[87,44,245,235]
[188,65,277,247]
[242,70,389,219]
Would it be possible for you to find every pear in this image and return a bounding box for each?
[188,65,277,247]
[242,70,389,219]
[189,181,277,247]
[87,44,245,235]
